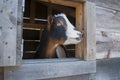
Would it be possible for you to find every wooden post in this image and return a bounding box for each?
[0,0,19,66]
[75,4,84,59]
[83,2,96,60]
[76,2,96,60]
[16,0,24,65]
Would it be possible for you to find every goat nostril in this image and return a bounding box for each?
[77,33,82,38]
[76,37,80,40]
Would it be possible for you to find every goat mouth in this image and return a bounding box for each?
[76,37,81,41]
[63,38,81,45]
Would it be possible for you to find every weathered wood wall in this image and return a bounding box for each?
[0,0,22,66]
[96,58,120,80]
[91,0,120,59]
[45,74,94,80]
[43,58,120,80]
[92,0,120,80]
[0,0,18,66]
[69,0,120,59]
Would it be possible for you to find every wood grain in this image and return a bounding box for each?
[0,0,18,66]
[4,59,96,80]
[83,2,96,60]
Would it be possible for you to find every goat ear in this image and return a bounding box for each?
[47,15,53,31]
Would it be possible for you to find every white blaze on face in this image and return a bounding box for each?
[54,13,82,45]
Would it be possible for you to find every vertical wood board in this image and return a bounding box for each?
[0,0,18,66]
[83,2,96,60]
[0,0,23,66]
[75,5,84,59]
[16,0,23,65]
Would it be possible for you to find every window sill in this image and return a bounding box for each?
[4,58,96,80]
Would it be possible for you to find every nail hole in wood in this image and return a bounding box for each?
[8,56,11,59]
[0,26,2,29]
[10,27,13,29]
[0,10,3,13]
[5,42,8,45]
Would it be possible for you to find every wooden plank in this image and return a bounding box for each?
[89,0,120,11]
[52,5,75,18]
[96,28,120,33]
[95,3,120,59]
[0,0,18,66]
[54,6,75,18]
[23,23,45,29]
[96,30,120,43]
[97,51,120,59]
[44,74,94,80]
[96,30,120,59]
[4,59,96,80]
[96,6,120,32]
[97,42,120,59]
[16,0,23,65]
[75,4,84,59]
[67,0,86,2]
[38,0,81,7]
[23,58,81,63]
[83,2,96,60]
[96,58,120,80]
[41,2,75,18]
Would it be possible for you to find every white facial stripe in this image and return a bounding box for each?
[56,14,74,27]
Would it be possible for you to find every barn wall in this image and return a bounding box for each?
[92,0,120,59]
[1,0,120,80]
[93,0,120,80]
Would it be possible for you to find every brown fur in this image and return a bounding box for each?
[35,15,67,58]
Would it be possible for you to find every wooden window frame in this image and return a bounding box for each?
[3,0,96,79]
